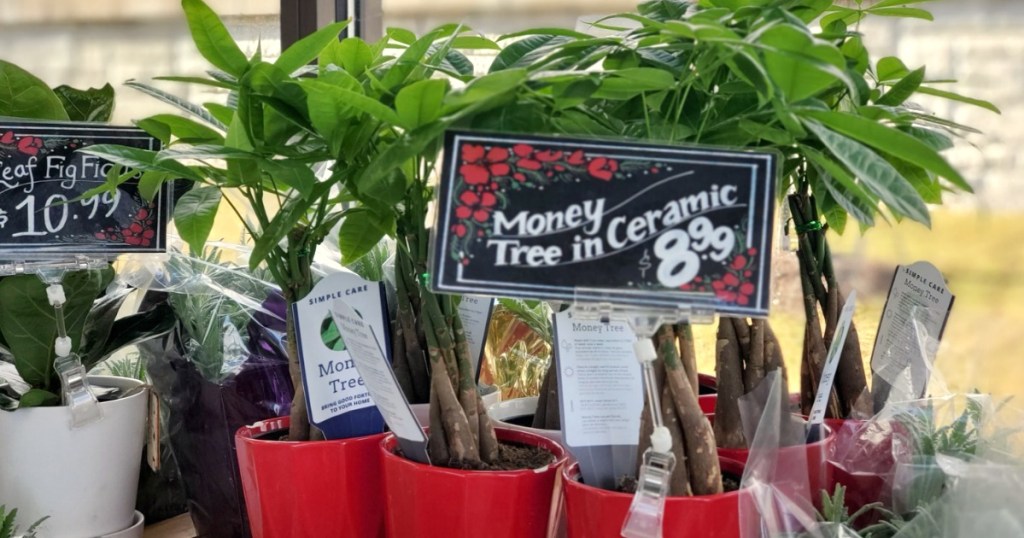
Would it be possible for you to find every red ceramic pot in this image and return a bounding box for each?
[563,457,754,538]
[380,427,567,538]
[236,417,386,538]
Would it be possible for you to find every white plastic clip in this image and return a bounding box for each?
[621,449,676,538]
[40,279,101,427]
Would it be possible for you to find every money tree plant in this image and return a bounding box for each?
[489,0,996,492]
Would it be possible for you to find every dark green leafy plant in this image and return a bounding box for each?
[0,268,175,408]
[0,59,114,122]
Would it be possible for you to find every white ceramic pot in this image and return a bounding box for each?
[0,376,147,537]
[487,396,564,444]
[100,511,144,538]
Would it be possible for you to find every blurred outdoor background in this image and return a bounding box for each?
[1,0,1021,402]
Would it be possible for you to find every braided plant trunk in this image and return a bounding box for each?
[392,222,499,465]
[789,192,869,420]
[713,317,788,449]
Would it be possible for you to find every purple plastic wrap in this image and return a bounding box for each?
[138,261,294,538]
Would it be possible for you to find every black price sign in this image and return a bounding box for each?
[0,122,169,256]
[431,131,778,317]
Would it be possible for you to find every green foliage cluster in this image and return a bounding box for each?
[484,0,997,234]
[0,60,114,122]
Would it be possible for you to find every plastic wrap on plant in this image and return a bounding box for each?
[738,371,827,537]
[132,250,293,538]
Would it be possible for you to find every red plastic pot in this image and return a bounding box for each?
[380,427,567,538]
[709,414,835,503]
[825,418,893,526]
[563,457,754,538]
[236,417,386,538]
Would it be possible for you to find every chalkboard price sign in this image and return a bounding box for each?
[0,122,169,256]
[431,131,778,317]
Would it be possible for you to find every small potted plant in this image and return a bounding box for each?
[0,59,175,538]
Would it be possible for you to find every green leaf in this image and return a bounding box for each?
[489,35,568,73]
[174,186,222,254]
[738,119,795,145]
[871,0,934,8]
[154,75,235,89]
[916,86,1001,114]
[203,102,236,126]
[903,126,954,152]
[138,171,170,202]
[0,60,69,120]
[876,66,925,106]
[137,114,225,144]
[299,80,400,125]
[802,145,878,226]
[126,80,227,130]
[182,0,250,78]
[248,181,333,269]
[758,25,849,102]
[803,120,930,225]
[53,84,115,122]
[158,144,258,161]
[451,35,500,50]
[276,20,349,75]
[261,159,316,198]
[0,268,112,392]
[19,389,60,408]
[869,7,934,21]
[799,109,971,192]
[79,144,204,182]
[876,57,910,82]
[322,37,374,75]
[338,207,395,264]
[380,28,443,90]
[395,79,448,130]
[387,27,417,45]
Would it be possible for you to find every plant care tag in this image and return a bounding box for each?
[293,271,388,440]
[0,121,169,256]
[331,300,430,464]
[870,262,954,411]
[431,131,778,318]
[554,309,643,489]
[807,290,857,441]
[457,295,494,381]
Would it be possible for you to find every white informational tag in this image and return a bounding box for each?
[293,271,389,439]
[870,262,954,408]
[456,295,494,381]
[331,300,431,464]
[555,309,643,447]
[555,309,644,490]
[807,289,857,437]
